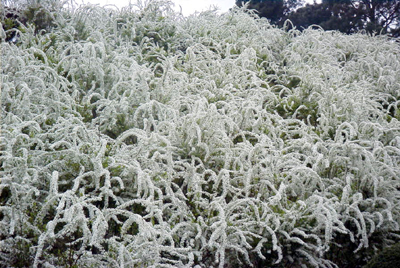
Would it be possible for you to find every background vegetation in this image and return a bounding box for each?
[237,0,400,37]
[1,0,400,267]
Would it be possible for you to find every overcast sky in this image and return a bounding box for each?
[79,0,319,16]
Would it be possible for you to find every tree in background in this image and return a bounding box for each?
[287,1,366,34]
[238,0,400,37]
[235,0,304,24]
[358,0,400,36]
[303,0,400,36]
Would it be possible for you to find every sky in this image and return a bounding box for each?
[79,0,319,16]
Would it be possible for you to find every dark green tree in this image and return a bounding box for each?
[357,0,400,36]
[287,0,400,36]
[287,1,365,34]
[235,0,304,24]
[236,0,284,24]
[237,0,400,37]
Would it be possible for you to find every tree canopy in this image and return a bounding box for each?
[238,0,400,36]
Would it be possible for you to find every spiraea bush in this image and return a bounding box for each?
[1,0,400,267]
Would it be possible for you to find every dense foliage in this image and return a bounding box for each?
[364,242,400,268]
[1,0,61,42]
[1,0,400,267]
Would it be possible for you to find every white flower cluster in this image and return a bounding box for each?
[1,1,399,267]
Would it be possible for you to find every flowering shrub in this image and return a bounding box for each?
[1,1,400,267]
